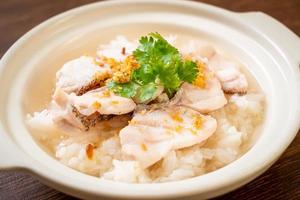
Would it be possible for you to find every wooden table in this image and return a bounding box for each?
[0,0,299,199]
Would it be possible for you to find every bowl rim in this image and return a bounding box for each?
[0,0,300,199]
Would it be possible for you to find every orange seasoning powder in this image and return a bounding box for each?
[102,90,111,97]
[193,61,206,88]
[141,143,148,151]
[175,125,183,132]
[86,144,94,160]
[169,111,183,123]
[111,55,140,83]
[111,100,119,105]
[92,101,101,109]
[193,115,203,129]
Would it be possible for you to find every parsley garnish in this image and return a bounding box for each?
[108,32,198,103]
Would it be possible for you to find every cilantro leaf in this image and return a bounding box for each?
[108,81,140,98]
[158,62,181,90]
[133,32,184,94]
[108,32,200,103]
[177,60,198,83]
[132,64,156,85]
[135,83,158,103]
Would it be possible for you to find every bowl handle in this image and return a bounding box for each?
[0,128,28,170]
[238,12,300,66]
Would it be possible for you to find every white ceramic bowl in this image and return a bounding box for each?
[0,0,299,199]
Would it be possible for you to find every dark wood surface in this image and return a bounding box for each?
[0,0,299,199]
